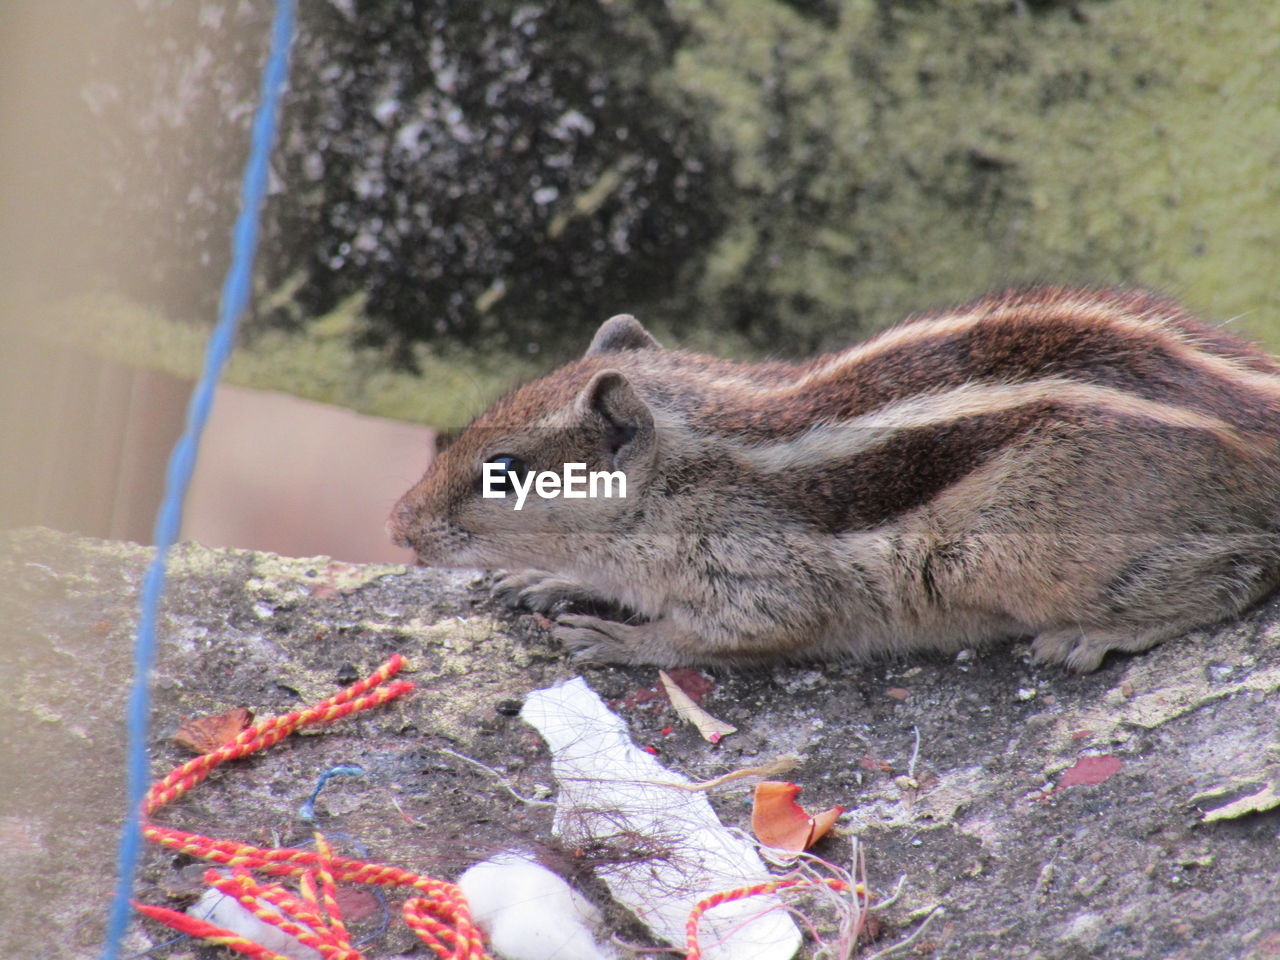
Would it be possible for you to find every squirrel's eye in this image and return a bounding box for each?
[482,454,530,495]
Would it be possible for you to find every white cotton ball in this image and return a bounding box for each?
[188,887,321,960]
[458,853,617,960]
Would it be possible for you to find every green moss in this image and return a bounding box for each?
[36,0,1280,420]
[35,293,541,428]
[668,0,1280,349]
[1075,2,1280,344]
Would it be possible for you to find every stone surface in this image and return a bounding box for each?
[3,526,1280,958]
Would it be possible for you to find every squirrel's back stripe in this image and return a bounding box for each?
[737,377,1253,475]
[697,289,1280,440]
[760,391,1257,533]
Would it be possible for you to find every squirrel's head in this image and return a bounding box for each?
[388,315,664,569]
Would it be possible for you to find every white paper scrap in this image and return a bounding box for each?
[188,887,321,960]
[521,677,802,960]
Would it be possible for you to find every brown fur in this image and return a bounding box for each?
[390,289,1280,671]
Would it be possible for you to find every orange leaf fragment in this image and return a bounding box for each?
[751,780,845,851]
[173,707,254,754]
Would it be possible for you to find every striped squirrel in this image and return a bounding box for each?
[389,287,1280,671]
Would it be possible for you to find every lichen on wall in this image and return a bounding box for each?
[12,0,1277,427]
[667,0,1280,350]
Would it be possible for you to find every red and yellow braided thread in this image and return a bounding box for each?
[133,653,494,960]
[137,652,858,960]
[133,900,299,960]
[685,875,869,960]
[402,882,492,960]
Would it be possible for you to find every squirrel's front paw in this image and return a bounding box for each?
[554,614,646,665]
[492,570,597,614]
[554,615,710,667]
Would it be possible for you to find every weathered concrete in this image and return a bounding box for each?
[3,526,1279,959]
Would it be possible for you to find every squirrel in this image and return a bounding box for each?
[389,287,1280,671]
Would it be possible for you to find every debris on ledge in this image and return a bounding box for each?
[3,526,1279,960]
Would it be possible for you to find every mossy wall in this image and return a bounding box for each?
[668,0,1279,351]
[6,0,1276,424]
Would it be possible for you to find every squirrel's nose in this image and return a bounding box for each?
[386,498,415,548]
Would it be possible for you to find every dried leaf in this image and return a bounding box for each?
[659,670,737,743]
[808,803,843,845]
[174,707,253,754]
[751,781,845,851]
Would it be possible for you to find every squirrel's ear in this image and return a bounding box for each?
[577,370,655,468]
[585,314,662,356]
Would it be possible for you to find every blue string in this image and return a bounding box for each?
[100,2,295,956]
[298,764,366,823]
